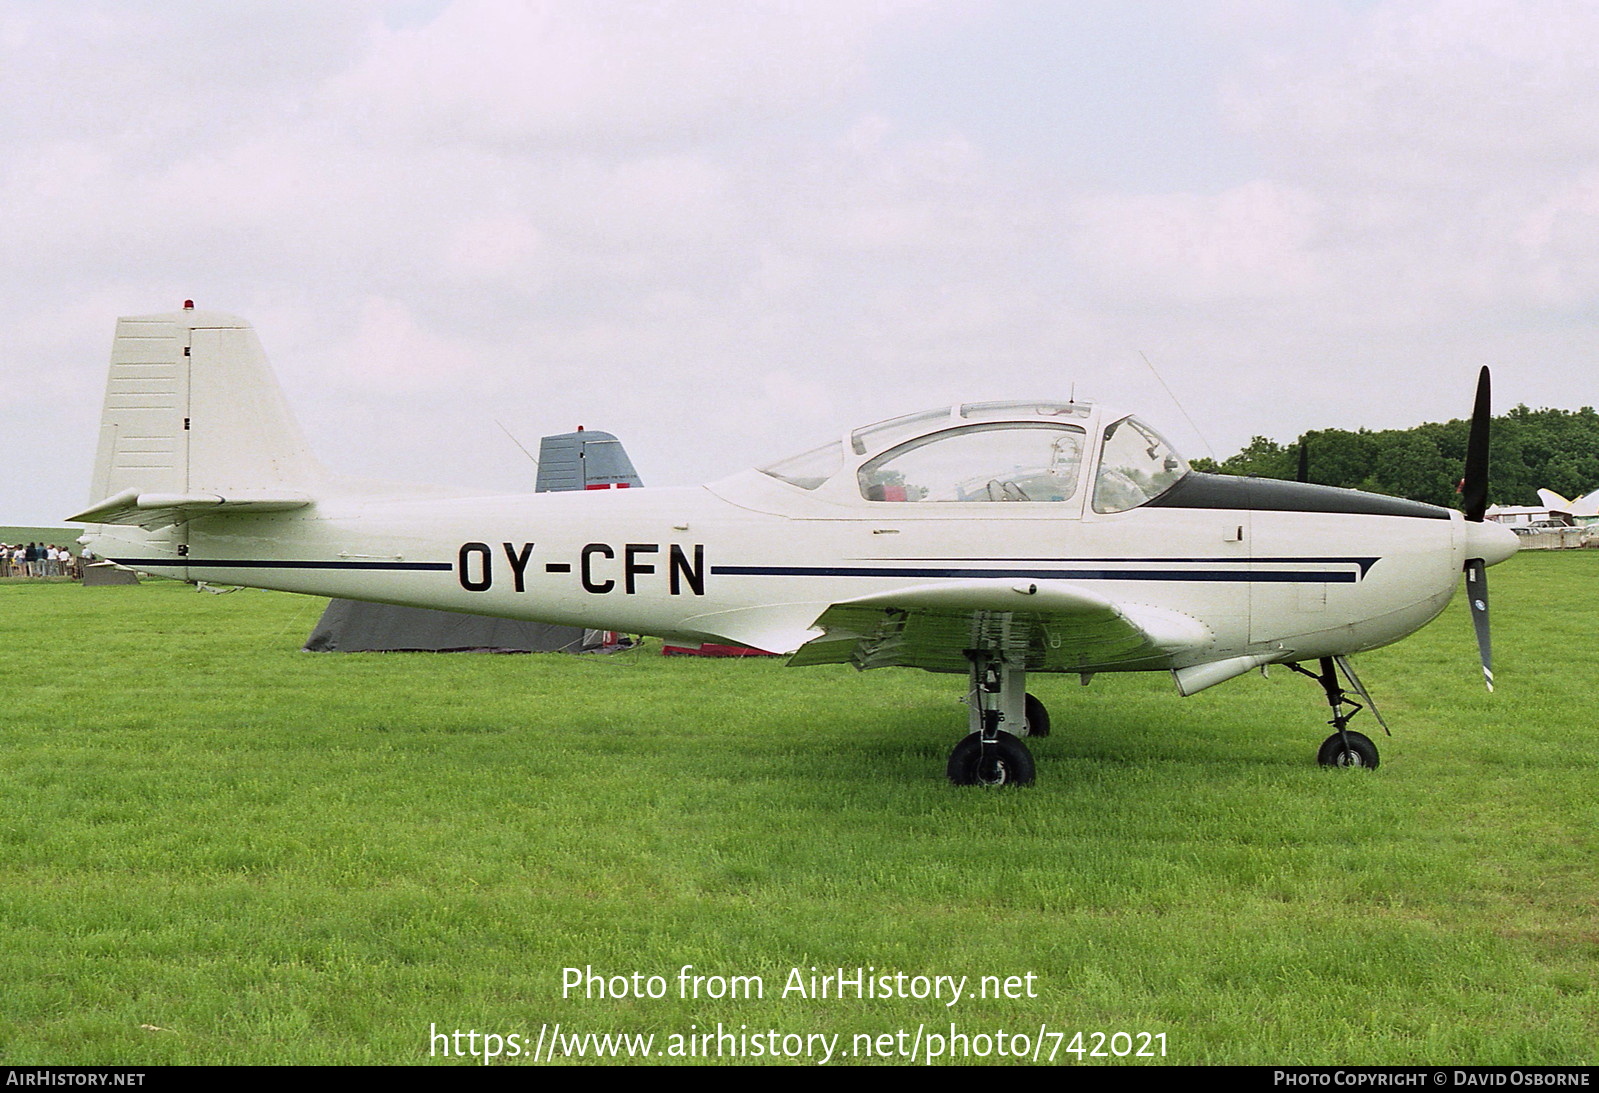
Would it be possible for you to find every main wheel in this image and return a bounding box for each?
[947,731,1036,786]
[1317,730,1379,769]
[1023,692,1051,738]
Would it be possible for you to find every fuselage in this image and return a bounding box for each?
[69,310,1520,766]
[86,462,1508,674]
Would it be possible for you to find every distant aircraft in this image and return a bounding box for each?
[72,306,1518,785]
[1535,487,1599,520]
[533,428,643,494]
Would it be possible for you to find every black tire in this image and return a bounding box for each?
[1023,692,1051,738]
[947,731,1036,786]
[1317,730,1379,769]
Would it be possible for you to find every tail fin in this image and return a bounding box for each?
[71,308,323,529]
[535,429,643,492]
[1536,488,1572,512]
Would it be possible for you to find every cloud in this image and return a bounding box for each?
[1192,0,1599,327]
[327,295,483,393]
[321,0,920,147]
[1069,180,1325,304]
[12,1,1599,523]
[0,2,378,146]
[1227,0,1599,181]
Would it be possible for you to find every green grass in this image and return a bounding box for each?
[0,554,1594,1065]
[0,525,75,547]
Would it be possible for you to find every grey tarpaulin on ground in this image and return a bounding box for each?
[302,600,598,653]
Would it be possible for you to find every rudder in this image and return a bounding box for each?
[87,307,323,506]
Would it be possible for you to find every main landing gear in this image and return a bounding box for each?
[946,651,1046,786]
[1287,655,1389,770]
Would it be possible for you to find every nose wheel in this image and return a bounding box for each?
[1317,729,1379,768]
[1290,656,1387,770]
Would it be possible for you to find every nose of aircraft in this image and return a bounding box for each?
[1465,518,1520,567]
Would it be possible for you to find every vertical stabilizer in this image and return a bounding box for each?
[87,309,324,508]
[535,430,642,492]
[1536,488,1573,512]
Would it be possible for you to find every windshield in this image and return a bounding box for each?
[757,438,844,490]
[1092,416,1188,513]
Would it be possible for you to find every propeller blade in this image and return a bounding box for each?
[1461,366,1491,522]
[1465,558,1493,691]
[1333,654,1390,735]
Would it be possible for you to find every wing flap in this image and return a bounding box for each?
[789,579,1212,673]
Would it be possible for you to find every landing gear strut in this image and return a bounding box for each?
[1288,655,1386,769]
[947,651,1039,786]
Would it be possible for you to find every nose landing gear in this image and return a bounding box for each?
[1288,655,1389,770]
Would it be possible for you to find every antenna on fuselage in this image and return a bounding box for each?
[1138,350,1215,462]
[495,419,540,475]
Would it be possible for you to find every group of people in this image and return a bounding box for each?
[2,542,80,579]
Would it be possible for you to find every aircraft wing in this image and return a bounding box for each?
[68,487,312,530]
[788,580,1212,673]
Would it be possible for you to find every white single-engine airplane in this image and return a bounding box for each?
[72,305,1519,785]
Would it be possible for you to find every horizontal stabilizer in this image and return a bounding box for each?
[69,487,312,530]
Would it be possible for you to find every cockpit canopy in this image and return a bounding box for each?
[757,400,1189,513]
[860,422,1085,503]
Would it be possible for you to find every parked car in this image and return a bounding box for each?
[1513,518,1574,534]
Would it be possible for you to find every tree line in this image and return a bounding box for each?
[1187,405,1599,509]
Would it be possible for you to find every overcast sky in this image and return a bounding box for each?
[5,0,1598,526]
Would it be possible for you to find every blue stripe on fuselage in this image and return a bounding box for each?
[710,561,1373,583]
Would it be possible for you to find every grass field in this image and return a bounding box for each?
[0,526,75,547]
[0,553,1593,1066]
